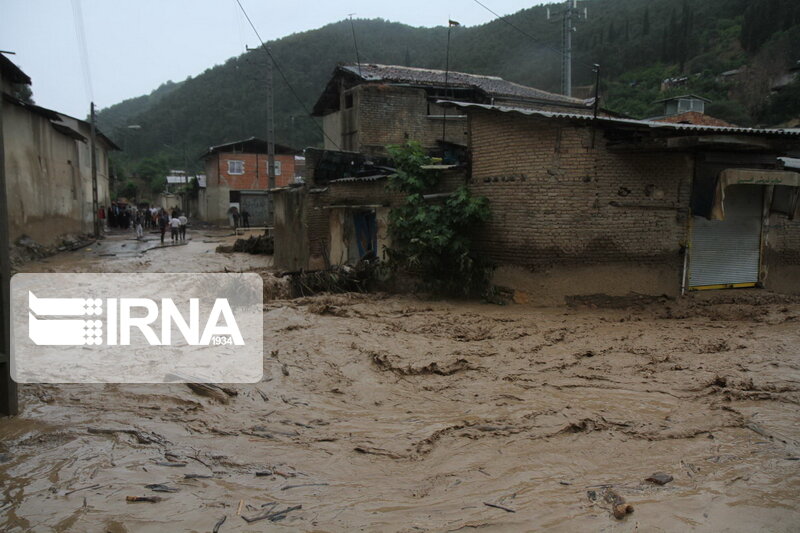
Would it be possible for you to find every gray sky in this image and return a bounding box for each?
[2,0,545,118]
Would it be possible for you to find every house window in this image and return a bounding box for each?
[345,93,354,108]
[678,98,705,114]
[228,160,244,175]
[265,160,282,176]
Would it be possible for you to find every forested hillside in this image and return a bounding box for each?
[96,0,800,192]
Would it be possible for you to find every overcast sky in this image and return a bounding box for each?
[2,1,545,118]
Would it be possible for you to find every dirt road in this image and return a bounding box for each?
[2,232,800,531]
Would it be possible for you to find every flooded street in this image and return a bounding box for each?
[2,231,800,531]
[19,228,273,274]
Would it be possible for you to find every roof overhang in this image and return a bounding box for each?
[438,100,800,151]
[201,137,299,159]
[0,54,31,85]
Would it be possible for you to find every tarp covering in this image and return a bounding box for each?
[710,169,800,220]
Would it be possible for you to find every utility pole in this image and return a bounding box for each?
[265,43,275,199]
[246,44,276,227]
[548,0,588,97]
[90,102,99,237]
[0,62,18,416]
[442,19,459,153]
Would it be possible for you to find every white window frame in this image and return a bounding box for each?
[265,160,282,176]
[228,160,245,175]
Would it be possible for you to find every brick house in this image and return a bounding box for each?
[201,137,298,226]
[273,64,800,301]
[311,63,592,158]
[448,101,800,301]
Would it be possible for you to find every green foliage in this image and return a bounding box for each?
[759,80,800,125]
[386,142,491,296]
[117,180,138,200]
[132,155,170,194]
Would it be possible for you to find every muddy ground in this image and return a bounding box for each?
[2,230,800,531]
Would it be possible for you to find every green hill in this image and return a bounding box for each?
[96,0,800,191]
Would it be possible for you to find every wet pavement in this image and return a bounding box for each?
[2,233,800,531]
[19,227,272,274]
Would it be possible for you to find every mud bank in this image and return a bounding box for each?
[2,285,800,531]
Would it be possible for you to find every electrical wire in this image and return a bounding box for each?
[71,0,94,104]
[234,0,341,150]
[471,0,595,71]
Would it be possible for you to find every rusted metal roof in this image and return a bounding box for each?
[438,100,800,138]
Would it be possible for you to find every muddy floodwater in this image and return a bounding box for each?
[2,230,800,531]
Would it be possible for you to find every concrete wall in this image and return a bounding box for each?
[3,102,111,246]
[467,109,694,303]
[273,187,309,271]
[64,115,111,226]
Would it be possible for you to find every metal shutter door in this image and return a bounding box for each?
[240,193,269,227]
[688,185,762,288]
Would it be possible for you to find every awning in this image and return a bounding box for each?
[710,168,800,220]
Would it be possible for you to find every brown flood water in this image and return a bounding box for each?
[2,230,800,531]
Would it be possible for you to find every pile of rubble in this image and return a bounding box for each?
[10,234,95,267]
[216,234,274,255]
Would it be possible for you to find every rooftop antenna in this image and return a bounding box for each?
[547,0,588,97]
[348,14,362,77]
[441,19,460,154]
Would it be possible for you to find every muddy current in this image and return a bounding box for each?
[2,230,800,531]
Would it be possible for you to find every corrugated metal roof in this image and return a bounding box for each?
[438,100,800,138]
[202,137,298,158]
[779,157,800,170]
[341,63,585,106]
[331,174,389,183]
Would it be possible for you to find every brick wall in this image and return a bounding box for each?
[357,85,468,157]
[764,210,800,293]
[467,109,693,270]
[768,213,800,263]
[215,153,295,190]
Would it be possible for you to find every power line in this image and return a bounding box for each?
[71,0,94,103]
[470,0,595,71]
[234,0,341,150]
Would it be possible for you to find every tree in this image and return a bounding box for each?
[386,141,491,295]
[642,7,650,36]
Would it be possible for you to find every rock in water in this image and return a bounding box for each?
[646,472,674,485]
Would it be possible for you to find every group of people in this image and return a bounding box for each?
[99,203,188,244]
[229,207,250,230]
[153,208,188,244]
